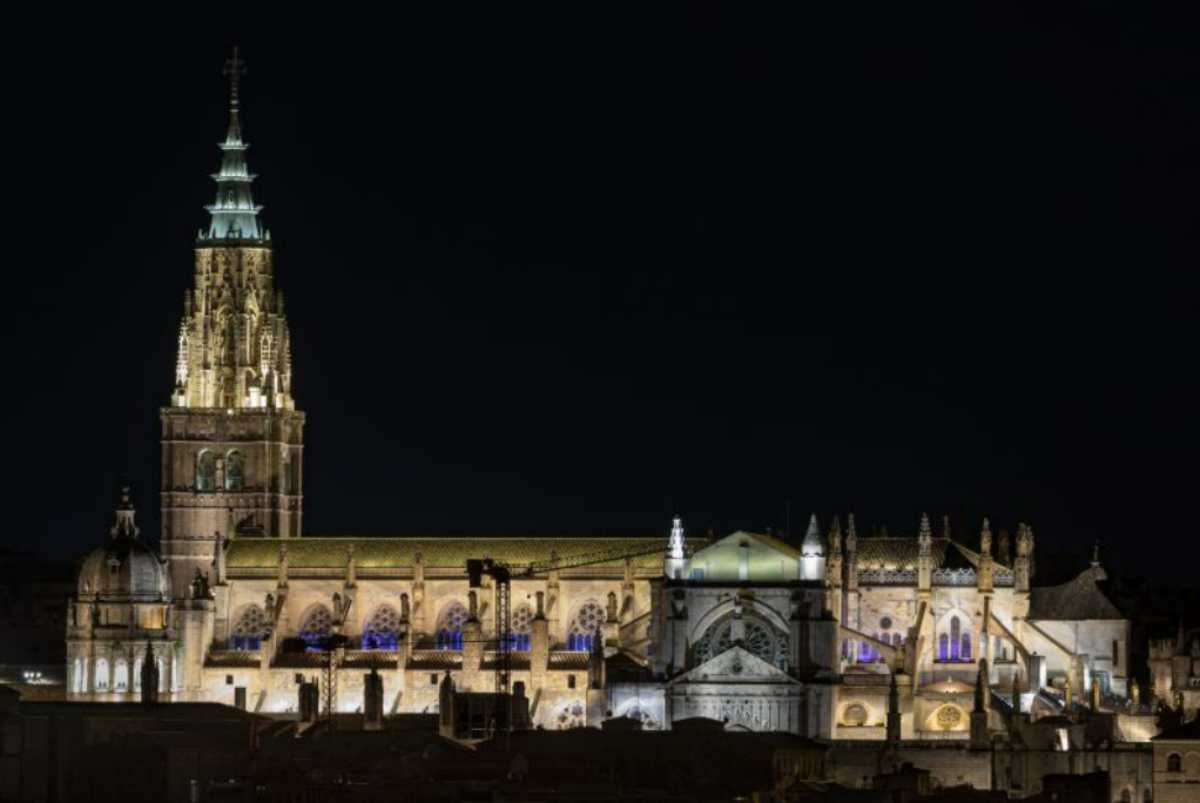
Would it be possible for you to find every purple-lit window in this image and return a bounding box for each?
[961,633,971,661]
[938,633,949,661]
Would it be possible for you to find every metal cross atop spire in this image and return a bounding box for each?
[223,47,246,108]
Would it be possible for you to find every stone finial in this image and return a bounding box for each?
[918,513,932,557]
[667,516,686,560]
[980,518,992,556]
[942,514,952,540]
[997,529,1011,564]
[110,486,141,540]
[845,514,858,551]
[828,516,842,555]
[1016,524,1030,556]
[1091,540,1101,567]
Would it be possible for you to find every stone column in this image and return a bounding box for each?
[530,600,549,693]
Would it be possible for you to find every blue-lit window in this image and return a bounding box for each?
[298,605,333,652]
[436,629,464,650]
[567,600,605,652]
[362,605,401,651]
[435,602,468,651]
[362,633,398,650]
[507,604,533,652]
[231,604,268,651]
[567,632,595,652]
[938,633,949,661]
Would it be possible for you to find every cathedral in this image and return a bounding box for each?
[65,55,1141,755]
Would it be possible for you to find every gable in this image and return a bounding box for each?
[670,645,799,685]
[688,531,800,582]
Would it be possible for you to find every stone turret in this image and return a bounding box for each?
[844,514,859,628]
[824,517,842,619]
[161,48,305,603]
[1014,524,1032,593]
[977,518,994,593]
[917,513,933,595]
[665,516,687,579]
[799,514,825,581]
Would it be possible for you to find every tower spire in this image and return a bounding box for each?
[205,47,264,241]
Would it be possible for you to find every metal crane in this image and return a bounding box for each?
[467,540,669,697]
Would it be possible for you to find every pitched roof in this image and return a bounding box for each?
[1028,565,1123,621]
[226,536,665,571]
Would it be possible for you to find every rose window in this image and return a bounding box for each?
[694,617,781,666]
[555,701,586,729]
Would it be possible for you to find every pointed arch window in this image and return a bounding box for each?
[938,633,950,661]
[507,604,533,652]
[196,450,216,492]
[435,602,468,650]
[225,450,245,491]
[362,605,401,651]
[298,605,333,651]
[567,600,605,652]
[961,632,972,662]
[232,604,268,651]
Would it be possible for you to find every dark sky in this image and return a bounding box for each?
[3,7,1198,582]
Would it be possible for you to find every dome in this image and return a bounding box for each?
[75,488,169,601]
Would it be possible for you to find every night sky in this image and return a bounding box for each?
[4,8,1198,582]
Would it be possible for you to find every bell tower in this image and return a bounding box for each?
[160,49,304,596]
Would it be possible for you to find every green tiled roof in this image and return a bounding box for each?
[226,536,666,570]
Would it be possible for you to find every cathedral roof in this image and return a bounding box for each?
[1027,564,1123,621]
[226,536,666,571]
